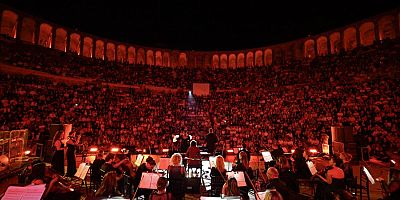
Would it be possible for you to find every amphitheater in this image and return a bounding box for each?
[0,2,399,200]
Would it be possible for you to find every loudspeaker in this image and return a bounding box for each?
[331,126,354,143]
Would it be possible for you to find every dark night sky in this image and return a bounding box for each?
[2,0,399,51]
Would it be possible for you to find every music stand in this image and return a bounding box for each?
[132,172,160,199]
[71,163,90,195]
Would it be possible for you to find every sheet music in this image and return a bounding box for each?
[158,158,170,170]
[363,166,375,184]
[209,156,216,167]
[306,161,317,175]
[79,165,90,179]
[261,151,273,162]
[224,162,232,171]
[138,173,160,189]
[74,163,86,178]
[226,171,246,187]
[135,154,144,166]
[2,184,46,200]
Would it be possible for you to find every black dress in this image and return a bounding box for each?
[66,140,77,177]
[51,140,64,175]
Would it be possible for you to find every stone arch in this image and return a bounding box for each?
[128,47,135,64]
[106,43,115,61]
[246,52,254,67]
[54,28,67,51]
[69,33,80,54]
[343,27,357,51]
[264,49,273,65]
[117,45,126,62]
[83,37,93,57]
[220,54,228,69]
[162,52,170,67]
[255,50,263,66]
[378,15,396,40]
[228,54,236,69]
[329,32,341,54]
[359,22,375,46]
[146,50,154,66]
[137,48,145,64]
[304,39,315,58]
[0,10,18,38]
[20,17,35,43]
[237,53,245,68]
[155,51,162,66]
[39,23,52,48]
[95,40,104,60]
[212,54,219,68]
[179,53,187,67]
[317,36,328,56]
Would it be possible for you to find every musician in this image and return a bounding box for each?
[149,177,172,200]
[339,152,353,180]
[205,129,218,155]
[314,156,345,200]
[133,156,157,199]
[167,153,186,200]
[277,156,299,193]
[91,152,105,188]
[221,177,241,198]
[233,151,254,200]
[265,167,305,200]
[236,143,251,165]
[186,140,201,175]
[211,155,227,196]
[66,131,81,177]
[51,131,65,175]
[292,148,312,179]
[95,171,121,198]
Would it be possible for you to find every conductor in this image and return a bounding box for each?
[205,128,218,155]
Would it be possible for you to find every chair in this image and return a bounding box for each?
[210,175,225,196]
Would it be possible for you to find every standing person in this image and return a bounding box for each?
[66,131,81,177]
[186,140,201,176]
[51,131,65,175]
[206,129,218,155]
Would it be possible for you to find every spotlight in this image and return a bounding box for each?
[24,150,31,155]
[90,147,98,152]
[111,147,119,153]
[162,149,169,153]
[291,149,295,153]
[189,91,192,95]
[309,149,318,154]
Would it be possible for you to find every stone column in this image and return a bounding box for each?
[51,26,56,49]
[15,15,22,41]
[374,21,380,41]
[66,32,70,52]
[79,35,84,56]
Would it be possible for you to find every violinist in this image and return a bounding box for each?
[314,156,345,200]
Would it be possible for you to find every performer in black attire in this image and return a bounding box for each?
[205,129,218,155]
[133,156,157,199]
[66,131,81,177]
[51,131,65,175]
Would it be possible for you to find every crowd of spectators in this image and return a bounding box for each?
[0,37,399,163]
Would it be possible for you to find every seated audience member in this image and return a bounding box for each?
[264,189,284,200]
[149,177,172,200]
[233,151,254,200]
[133,156,157,199]
[211,155,228,196]
[265,167,304,200]
[293,148,312,179]
[185,140,201,175]
[95,171,121,198]
[315,156,345,200]
[222,177,241,198]
[167,153,186,200]
[278,157,299,193]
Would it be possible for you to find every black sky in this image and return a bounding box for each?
[2,0,399,51]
